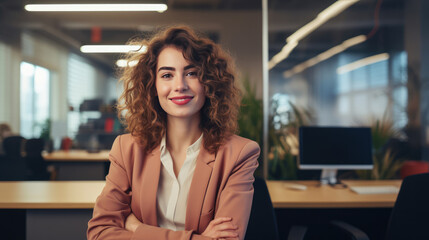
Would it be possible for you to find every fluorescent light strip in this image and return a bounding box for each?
[268,41,298,70]
[337,53,389,75]
[25,4,167,12]
[80,45,147,53]
[269,0,359,70]
[116,59,139,68]
[283,35,366,78]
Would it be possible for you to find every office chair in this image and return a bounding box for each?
[0,136,28,180]
[3,136,25,156]
[25,138,50,180]
[245,176,279,240]
[288,220,369,240]
[385,172,429,240]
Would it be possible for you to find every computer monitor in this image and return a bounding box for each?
[298,126,373,185]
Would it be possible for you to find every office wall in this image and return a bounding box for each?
[21,31,70,138]
[0,42,21,132]
[0,32,116,138]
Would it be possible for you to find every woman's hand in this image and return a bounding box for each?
[125,213,142,233]
[202,217,239,240]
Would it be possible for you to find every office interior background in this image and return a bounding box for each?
[1,0,428,180]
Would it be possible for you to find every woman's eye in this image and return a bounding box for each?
[186,71,197,77]
[161,73,172,78]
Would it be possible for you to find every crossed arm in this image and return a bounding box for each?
[87,138,259,240]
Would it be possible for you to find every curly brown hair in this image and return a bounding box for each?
[117,26,241,154]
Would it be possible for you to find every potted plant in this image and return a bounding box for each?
[356,117,404,179]
[39,119,53,153]
[268,99,315,180]
[237,76,263,177]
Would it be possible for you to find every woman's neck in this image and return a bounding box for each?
[166,115,202,153]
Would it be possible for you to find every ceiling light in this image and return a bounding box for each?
[337,53,389,75]
[269,0,360,70]
[268,41,298,69]
[283,35,366,78]
[116,59,138,68]
[80,45,147,53]
[25,4,167,12]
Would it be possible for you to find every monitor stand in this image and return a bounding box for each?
[320,169,338,185]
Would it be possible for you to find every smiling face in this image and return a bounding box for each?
[155,46,206,122]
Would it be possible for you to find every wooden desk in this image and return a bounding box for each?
[268,180,402,239]
[0,181,104,209]
[0,181,105,240]
[43,150,110,162]
[0,180,401,240]
[43,150,110,180]
[267,180,401,208]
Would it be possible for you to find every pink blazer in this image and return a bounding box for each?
[87,134,260,240]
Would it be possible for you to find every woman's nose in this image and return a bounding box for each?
[174,75,189,92]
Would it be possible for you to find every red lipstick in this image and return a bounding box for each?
[169,96,193,105]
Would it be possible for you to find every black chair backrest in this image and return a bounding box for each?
[25,138,44,157]
[245,177,279,240]
[25,138,49,180]
[0,136,27,181]
[3,136,25,157]
[385,172,429,240]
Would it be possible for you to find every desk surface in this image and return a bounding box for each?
[43,150,110,162]
[0,181,105,209]
[267,180,401,208]
[0,180,401,209]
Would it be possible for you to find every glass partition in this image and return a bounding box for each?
[267,0,426,180]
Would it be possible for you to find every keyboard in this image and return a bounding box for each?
[349,185,400,194]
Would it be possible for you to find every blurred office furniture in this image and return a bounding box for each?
[0,181,104,240]
[267,180,400,208]
[245,177,279,240]
[0,179,402,240]
[25,138,50,180]
[288,220,369,240]
[284,174,429,240]
[385,172,429,240]
[268,180,400,239]
[3,135,25,156]
[75,99,123,150]
[43,150,110,180]
[399,160,429,179]
[0,136,28,180]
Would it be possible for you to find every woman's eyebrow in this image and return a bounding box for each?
[184,64,195,70]
[158,66,175,72]
[158,65,195,72]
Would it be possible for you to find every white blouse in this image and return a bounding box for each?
[156,134,203,231]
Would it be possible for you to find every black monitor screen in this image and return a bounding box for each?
[299,126,373,169]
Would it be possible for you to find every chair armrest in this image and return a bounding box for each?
[330,220,370,240]
[287,225,308,240]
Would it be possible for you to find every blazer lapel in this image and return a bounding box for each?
[139,147,161,226]
[185,147,215,231]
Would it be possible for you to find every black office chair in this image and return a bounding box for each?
[25,138,50,180]
[245,176,279,240]
[288,221,369,240]
[3,136,25,157]
[0,136,28,180]
[385,172,429,240]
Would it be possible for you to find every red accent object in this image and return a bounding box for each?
[104,118,114,133]
[61,137,72,151]
[91,26,102,43]
[400,160,429,179]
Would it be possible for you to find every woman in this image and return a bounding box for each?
[87,26,260,240]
